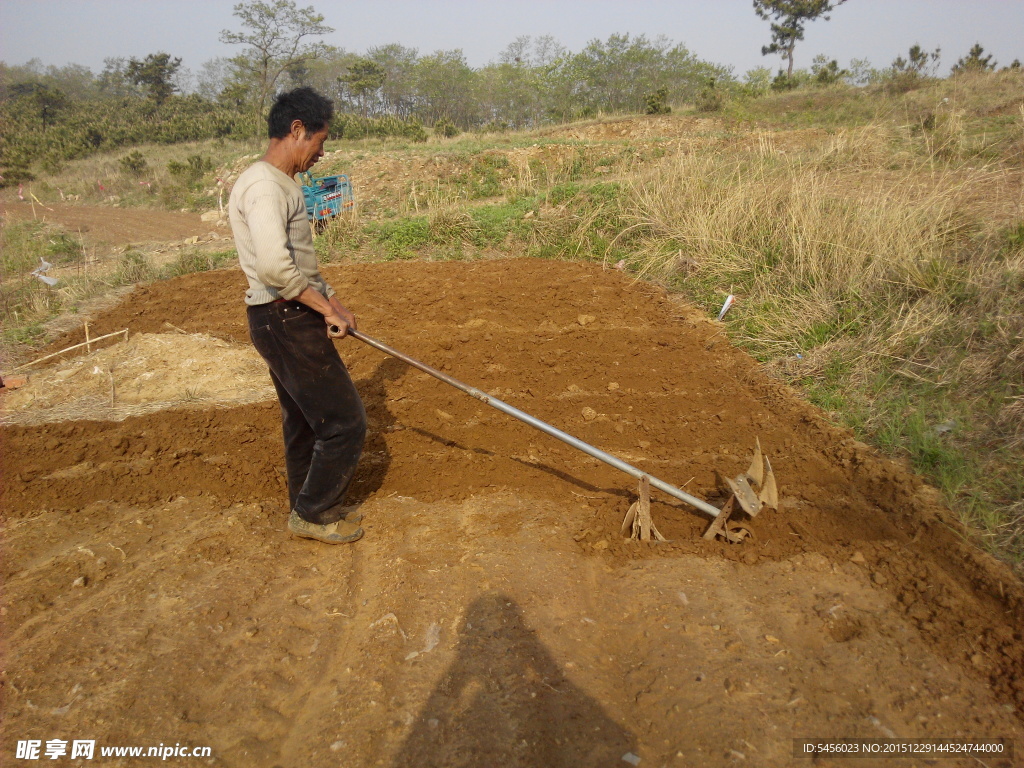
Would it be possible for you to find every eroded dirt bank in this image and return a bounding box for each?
[2,258,1021,767]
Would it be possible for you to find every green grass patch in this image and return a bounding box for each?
[468,198,535,244]
[364,217,432,259]
[160,248,237,279]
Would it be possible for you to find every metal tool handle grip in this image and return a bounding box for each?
[345,328,721,520]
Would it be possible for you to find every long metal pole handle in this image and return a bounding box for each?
[345,328,721,520]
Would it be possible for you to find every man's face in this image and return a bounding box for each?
[296,125,329,172]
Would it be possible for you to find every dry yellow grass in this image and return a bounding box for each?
[619,112,1024,567]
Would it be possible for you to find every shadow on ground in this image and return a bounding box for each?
[393,593,636,768]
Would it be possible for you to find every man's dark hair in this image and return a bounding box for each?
[267,87,334,139]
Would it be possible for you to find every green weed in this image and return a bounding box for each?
[114,251,156,284]
[161,249,236,278]
[365,217,432,259]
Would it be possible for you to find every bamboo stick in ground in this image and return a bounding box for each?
[8,329,128,372]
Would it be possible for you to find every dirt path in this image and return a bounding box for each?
[0,201,213,249]
[2,259,1022,767]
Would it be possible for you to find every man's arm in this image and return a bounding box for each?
[294,286,357,338]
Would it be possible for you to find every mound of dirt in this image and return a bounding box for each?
[2,258,1021,766]
[2,332,272,425]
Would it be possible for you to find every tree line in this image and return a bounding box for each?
[0,18,728,185]
[0,0,1019,187]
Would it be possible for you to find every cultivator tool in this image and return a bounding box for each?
[344,328,780,542]
[701,438,779,543]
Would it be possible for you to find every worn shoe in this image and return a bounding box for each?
[288,510,364,544]
[338,506,364,525]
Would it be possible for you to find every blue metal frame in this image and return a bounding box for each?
[299,172,354,222]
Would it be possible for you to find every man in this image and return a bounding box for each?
[228,87,366,545]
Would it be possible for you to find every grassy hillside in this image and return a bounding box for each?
[2,70,1022,571]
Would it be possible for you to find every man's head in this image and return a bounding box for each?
[267,87,334,140]
[265,87,334,174]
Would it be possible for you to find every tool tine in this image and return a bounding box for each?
[621,502,638,537]
[758,456,779,510]
[730,474,762,517]
[746,437,764,487]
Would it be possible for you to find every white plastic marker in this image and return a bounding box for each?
[716,294,735,321]
[32,258,58,287]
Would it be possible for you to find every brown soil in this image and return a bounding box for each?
[2,258,1022,767]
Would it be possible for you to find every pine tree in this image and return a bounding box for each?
[952,44,997,74]
[126,52,182,104]
[753,0,847,78]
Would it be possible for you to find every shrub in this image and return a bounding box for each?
[167,154,213,185]
[114,251,156,284]
[119,150,148,176]
[695,80,724,113]
[331,114,428,142]
[644,88,672,115]
[771,72,798,92]
[812,58,848,86]
[161,249,234,278]
[434,118,460,138]
[478,120,510,134]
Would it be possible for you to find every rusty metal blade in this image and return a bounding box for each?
[746,438,765,487]
[758,456,779,510]
[727,474,762,517]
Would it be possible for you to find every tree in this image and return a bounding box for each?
[126,52,182,104]
[98,57,137,98]
[196,58,233,101]
[952,43,997,74]
[545,33,725,121]
[220,0,334,120]
[340,58,386,117]
[753,0,847,78]
[741,66,774,96]
[366,44,420,119]
[891,44,942,77]
[413,50,477,127]
[845,58,879,85]
[8,82,67,130]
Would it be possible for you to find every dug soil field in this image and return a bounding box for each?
[2,250,1022,766]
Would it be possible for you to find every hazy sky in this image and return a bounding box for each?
[2,0,1022,78]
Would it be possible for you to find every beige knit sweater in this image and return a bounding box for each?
[228,161,335,306]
